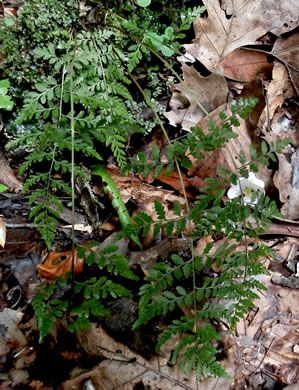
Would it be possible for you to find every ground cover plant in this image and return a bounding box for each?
[0,0,295,385]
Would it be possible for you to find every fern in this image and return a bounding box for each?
[6,27,147,248]
[3,1,292,381]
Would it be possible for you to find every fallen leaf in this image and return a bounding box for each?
[235,278,299,386]
[0,217,6,248]
[37,249,84,280]
[220,48,273,82]
[184,0,298,72]
[0,152,23,193]
[156,166,194,198]
[65,323,233,390]
[62,224,93,233]
[272,30,299,96]
[258,62,296,134]
[164,64,228,130]
[188,103,273,190]
[99,222,116,231]
[105,166,185,206]
[275,148,299,220]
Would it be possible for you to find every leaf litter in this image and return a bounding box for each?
[1,1,299,389]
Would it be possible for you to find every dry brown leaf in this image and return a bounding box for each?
[258,62,296,134]
[156,166,194,198]
[188,103,273,190]
[220,48,273,82]
[274,149,299,220]
[105,166,185,206]
[184,0,298,72]
[37,249,85,280]
[65,323,234,390]
[234,277,299,386]
[272,30,299,96]
[164,64,228,130]
[0,152,23,193]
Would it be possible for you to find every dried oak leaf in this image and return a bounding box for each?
[258,62,296,135]
[274,148,299,220]
[188,103,273,190]
[272,30,299,96]
[164,63,228,130]
[64,323,234,390]
[37,249,84,280]
[184,0,298,73]
[0,152,23,193]
[220,48,273,82]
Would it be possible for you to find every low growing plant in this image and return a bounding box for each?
[2,0,291,382]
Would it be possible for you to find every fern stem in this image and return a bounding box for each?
[113,46,200,331]
[70,35,76,285]
[225,143,250,330]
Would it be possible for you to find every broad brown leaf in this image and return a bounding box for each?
[220,48,273,82]
[164,64,228,130]
[184,0,298,72]
[37,249,84,280]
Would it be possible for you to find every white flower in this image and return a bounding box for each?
[227,172,265,205]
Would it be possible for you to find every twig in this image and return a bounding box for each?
[98,346,193,390]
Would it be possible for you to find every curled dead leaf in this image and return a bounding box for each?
[220,48,273,82]
[0,216,6,248]
[272,30,299,96]
[37,249,84,280]
[184,0,298,72]
[164,64,228,130]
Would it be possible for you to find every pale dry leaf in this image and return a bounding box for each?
[0,152,23,193]
[279,149,299,220]
[106,166,185,206]
[189,103,273,189]
[71,323,233,390]
[184,0,298,72]
[235,276,299,386]
[62,223,93,233]
[220,48,273,82]
[272,30,299,96]
[164,63,228,130]
[258,62,295,134]
[0,216,6,248]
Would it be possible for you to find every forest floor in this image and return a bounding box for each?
[0,1,299,389]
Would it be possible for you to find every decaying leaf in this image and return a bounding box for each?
[235,277,299,387]
[220,48,273,82]
[63,323,234,390]
[103,166,185,206]
[274,149,299,220]
[62,223,93,233]
[184,0,298,72]
[0,152,23,193]
[272,30,299,96]
[188,103,273,190]
[258,62,296,134]
[37,249,85,280]
[164,64,228,130]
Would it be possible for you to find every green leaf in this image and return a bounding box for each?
[155,164,164,178]
[166,221,174,236]
[136,0,151,7]
[0,184,8,193]
[261,141,268,155]
[151,145,160,163]
[165,163,174,177]
[154,200,165,220]
[4,17,15,27]
[173,201,182,216]
[239,150,247,165]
